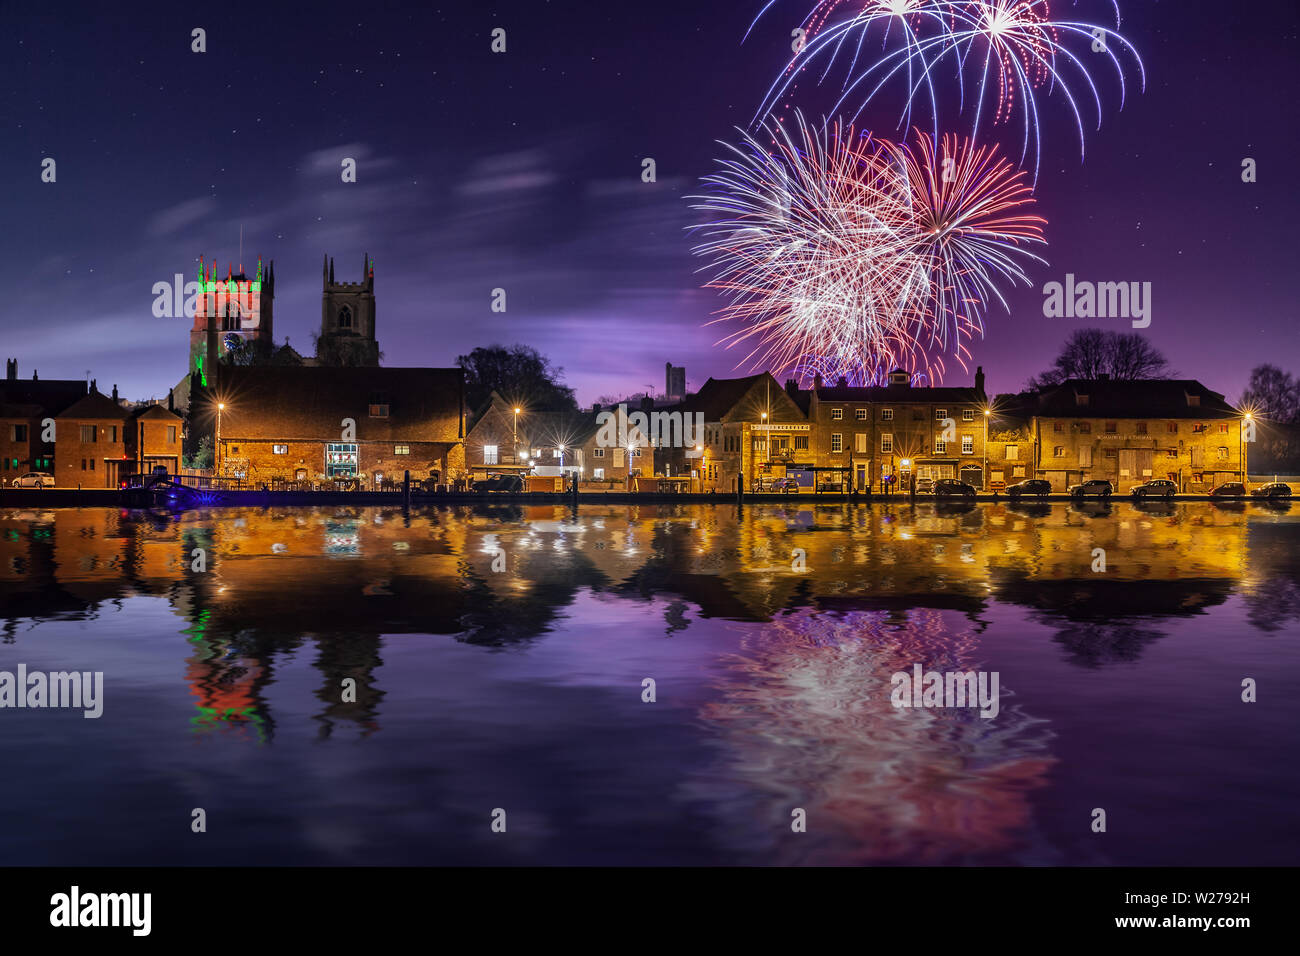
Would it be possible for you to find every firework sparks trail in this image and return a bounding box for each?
[750,1,1144,180]
[688,112,1046,386]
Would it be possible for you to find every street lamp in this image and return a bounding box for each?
[1242,412,1253,483]
[983,408,991,491]
[216,402,226,477]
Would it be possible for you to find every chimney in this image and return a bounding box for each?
[975,365,985,398]
[168,388,175,412]
[112,384,119,402]
[33,369,39,381]
[90,378,97,393]
[837,376,848,388]
[5,358,15,381]
[813,372,823,390]
[640,396,654,413]
[591,403,601,415]
[784,378,798,397]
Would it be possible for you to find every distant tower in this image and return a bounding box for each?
[317,253,379,367]
[189,255,275,375]
[665,363,686,402]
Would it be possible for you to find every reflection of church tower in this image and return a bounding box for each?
[188,256,275,376]
[316,253,379,367]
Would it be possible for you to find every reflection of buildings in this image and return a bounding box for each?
[1,501,1297,741]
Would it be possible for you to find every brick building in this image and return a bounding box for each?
[0,359,88,482]
[1006,377,1245,493]
[54,388,129,488]
[683,373,807,493]
[210,365,466,487]
[799,367,989,491]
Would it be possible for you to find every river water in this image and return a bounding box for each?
[1,501,1297,865]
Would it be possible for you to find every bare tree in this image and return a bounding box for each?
[1028,329,1172,388]
[1240,365,1300,425]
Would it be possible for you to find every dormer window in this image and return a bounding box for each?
[1186,393,1201,407]
[1075,393,1090,406]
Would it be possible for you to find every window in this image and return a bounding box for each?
[1217,446,1229,459]
[326,443,359,477]
[1187,394,1201,407]
[80,459,86,471]
[1167,449,1178,459]
[934,439,946,455]
[483,444,499,465]
[855,433,868,453]
[831,408,843,420]
[1079,446,1093,467]
[1105,449,1118,459]
[1053,445,1065,458]
[1005,445,1018,460]
[338,306,353,329]
[794,435,809,450]
[1012,466,1026,478]
[394,445,410,455]
[89,458,94,471]
[80,425,97,443]
[593,468,605,479]
[1193,423,1207,433]
[107,426,116,443]
[368,403,390,418]
[593,448,605,458]
[1218,423,1229,434]
[855,408,867,421]
[1135,422,1148,435]
[881,433,893,453]
[962,435,974,455]
[1105,422,1117,434]
[1053,422,1064,432]
[1167,422,1178,433]
[881,408,894,421]
[232,446,239,454]
[963,409,975,422]
[1078,422,1092,434]
[11,425,27,442]
[273,444,288,455]
[167,426,177,443]
[831,433,843,454]
[935,408,947,420]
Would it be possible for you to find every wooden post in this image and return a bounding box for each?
[403,470,411,507]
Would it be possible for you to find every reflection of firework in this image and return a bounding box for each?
[752,1,1145,177]
[685,608,1056,864]
[689,113,1044,384]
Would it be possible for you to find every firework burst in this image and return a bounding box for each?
[689,112,1046,385]
[751,1,1144,178]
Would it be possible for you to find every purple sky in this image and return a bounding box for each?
[6,0,1298,405]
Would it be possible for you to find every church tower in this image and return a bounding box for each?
[316,253,379,367]
[188,255,275,376]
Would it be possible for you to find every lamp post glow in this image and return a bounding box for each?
[1243,412,1252,483]
[216,402,226,477]
[983,409,991,491]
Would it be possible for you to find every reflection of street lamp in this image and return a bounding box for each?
[627,443,636,487]
[557,444,565,472]
[696,443,704,492]
[216,402,226,477]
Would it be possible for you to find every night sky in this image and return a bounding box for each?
[6,0,1298,405]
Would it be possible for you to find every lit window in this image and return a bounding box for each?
[935,409,947,420]
[1053,445,1065,457]
[1005,445,1019,460]
[273,444,288,455]
[962,435,973,455]
[394,445,410,455]
[483,445,499,465]
[369,403,390,418]
[831,408,843,420]
[855,408,867,421]
[881,408,894,421]
[881,433,893,453]
[962,409,975,421]
[934,439,946,455]
[167,426,177,443]
[831,433,843,453]
[80,425,97,443]
[593,448,605,458]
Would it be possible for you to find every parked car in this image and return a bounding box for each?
[11,472,55,489]
[1068,478,1113,498]
[933,478,977,498]
[752,474,776,492]
[1130,479,1176,498]
[1250,482,1293,499]
[1006,478,1051,499]
[913,477,935,494]
[772,476,800,493]
[1210,482,1247,498]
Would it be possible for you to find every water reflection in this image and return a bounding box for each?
[1,502,1298,864]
